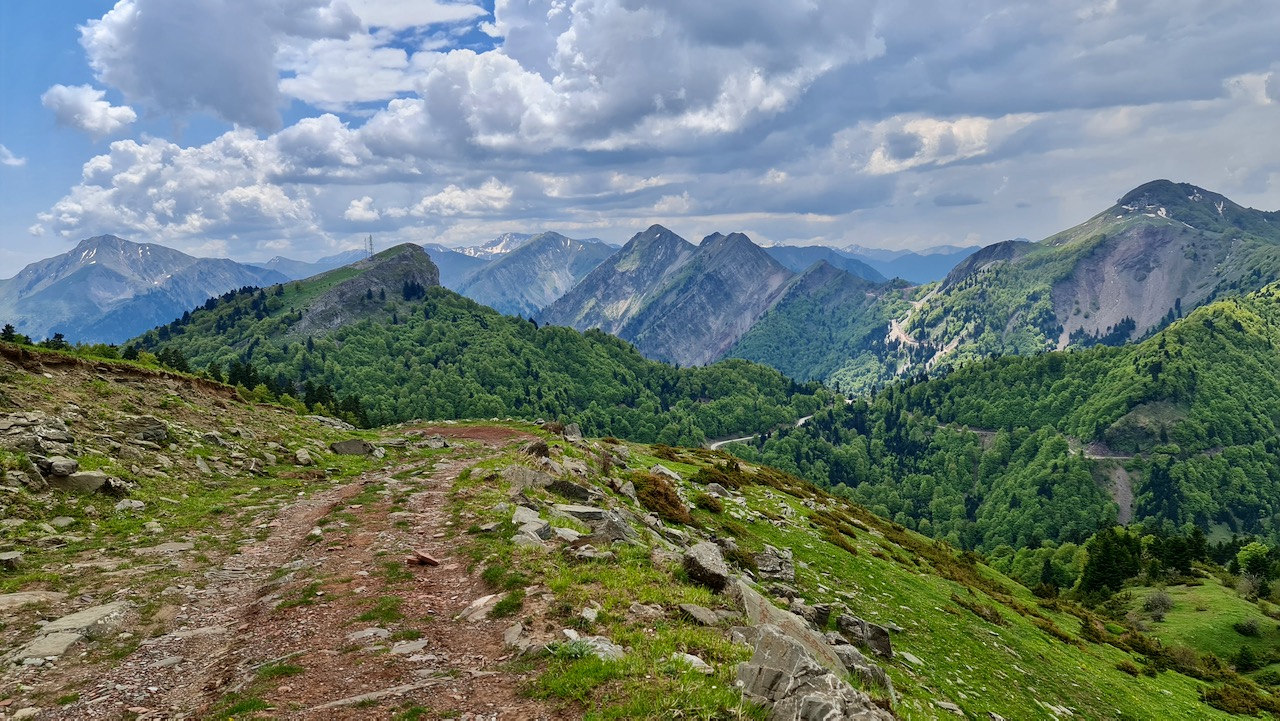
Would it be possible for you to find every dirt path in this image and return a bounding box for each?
[26,430,559,720]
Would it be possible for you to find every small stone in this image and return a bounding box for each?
[650,464,681,481]
[47,456,79,476]
[143,521,164,534]
[670,652,713,674]
[581,607,598,623]
[308,526,323,539]
[503,623,524,648]
[678,603,720,627]
[329,439,375,456]
[512,506,541,526]
[347,628,391,641]
[50,516,76,529]
[0,551,24,570]
[13,708,42,720]
[295,448,316,466]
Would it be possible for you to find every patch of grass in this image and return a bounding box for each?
[491,588,525,618]
[211,695,270,719]
[358,595,404,623]
[256,662,305,679]
[57,692,81,705]
[382,560,414,583]
[278,582,324,609]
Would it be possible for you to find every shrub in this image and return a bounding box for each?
[1115,659,1141,676]
[1236,645,1261,672]
[693,492,723,513]
[1144,589,1174,621]
[1234,618,1262,637]
[633,472,695,526]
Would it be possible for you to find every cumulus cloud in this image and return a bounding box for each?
[27,0,1280,262]
[344,196,381,222]
[0,145,25,167]
[80,0,359,130]
[41,84,137,138]
[413,179,514,216]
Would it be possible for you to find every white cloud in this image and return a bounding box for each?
[0,144,25,167]
[344,196,381,221]
[413,178,514,216]
[41,84,137,138]
[79,0,359,130]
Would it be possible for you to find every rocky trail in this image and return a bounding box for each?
[1,415,558,720]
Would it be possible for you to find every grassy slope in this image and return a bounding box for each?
[0,344,1269,719]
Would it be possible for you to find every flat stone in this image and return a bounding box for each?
[678,603,721,627]
[42,601,130,635]
[153,656,184,668]
[553,527,582,542]
[0,591,67,611]
[517,521,551,540]
[50,516,75,529]
[168,625,226,639]
[12,708,41,720]
[0,551,24,570]
[135,537,192,555]
[554,504,606,521]
[503,465,553,492]
[671,652,713,674]
[503,623,524,648]
[348,627,391,641]
[547,478,597,502]
[899,651,923,667]
[50,470,109,493]
[456,594,500,622]
[16,631,83,661]
[512,506,541,526]
[390,639,430,655]
[512,535,546,549]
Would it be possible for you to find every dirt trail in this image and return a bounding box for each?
[22,429,558,720]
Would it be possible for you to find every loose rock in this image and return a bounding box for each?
[683,542,731,591]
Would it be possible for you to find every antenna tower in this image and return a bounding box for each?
[366,235,374,258]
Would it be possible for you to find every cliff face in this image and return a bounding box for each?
[539,226,797,366]
[288,243,440,337]
[457,232,615,317]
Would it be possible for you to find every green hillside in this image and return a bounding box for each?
[129,244,829,446]
[734,281,1280,551]
[3,343,1275,718]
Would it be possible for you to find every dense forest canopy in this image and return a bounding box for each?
[731,282,1280,552]
[130,273,830,446]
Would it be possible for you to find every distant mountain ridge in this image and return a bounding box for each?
[0,235,287,344]
[456,232,616,317]
[249,250,368,280]
[540,225,896,368]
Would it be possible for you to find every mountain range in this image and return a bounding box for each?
[0,235,287,343]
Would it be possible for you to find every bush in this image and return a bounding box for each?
[633,472,695,526]
[1115,659,1141,676]
[1236,645,1261,672]
[1235,618,1262,637]
[1144,589,1174,621]
[693,492,723,513]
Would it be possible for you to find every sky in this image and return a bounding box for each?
[1,0,1279,272]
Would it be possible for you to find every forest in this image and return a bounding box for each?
[128,281,831,446]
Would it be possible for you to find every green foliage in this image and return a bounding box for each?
[131,275,825,444]
[633,472,696,526]
[742,282,1280,551]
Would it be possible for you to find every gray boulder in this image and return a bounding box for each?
[737,624,893,721]
[548,478,597,503]
[49,470,109,493]
[683,542,731,591]
[503,465,554,493]
[295,448,316,466]
[564,423,583,442]
[118,415,169,443]
[330,439,375,455]
[756,544,796,583]
[837,614,893,659]
[729,579,846,674]
[678,603,720,627]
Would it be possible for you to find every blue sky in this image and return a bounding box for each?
[2,0,1279,273]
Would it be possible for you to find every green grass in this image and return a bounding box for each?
[256,662,306,680]
[358,595,404,623]
[1132,579,1280,662]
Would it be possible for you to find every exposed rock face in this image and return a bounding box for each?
[737,624,893,721]
[457,232,616,316]
[837,614,894,659]
[118,415,169,444]
[756,545,796,584]
[0,412,75,457]
[729,579,845,673]
[683,542,731,591]
[540,225,797,366]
